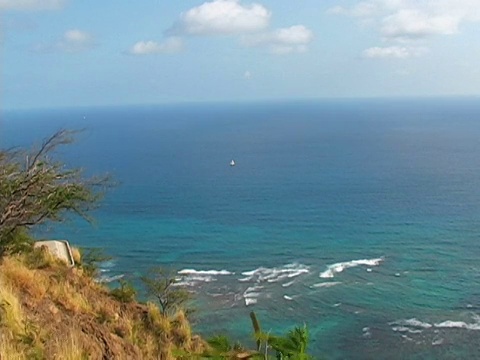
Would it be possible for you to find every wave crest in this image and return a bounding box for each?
[320,258,383,278]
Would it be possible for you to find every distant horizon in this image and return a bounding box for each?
[3,94,480,113]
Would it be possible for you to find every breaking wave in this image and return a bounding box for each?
[176,268,233,287]
[243,285,264,306]
[319,258,384,278]
[178,269,234,276]
[390,315,480,333]
[311,281,342,288]
[239,263,309,283]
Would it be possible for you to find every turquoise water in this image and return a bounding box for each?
[3,98,480,359]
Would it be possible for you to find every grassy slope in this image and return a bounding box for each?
[0,248,206,360]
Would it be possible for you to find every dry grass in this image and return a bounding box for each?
[0,332,27,360]
[0,248,205,359]
[71,247,82,264]
[146,302,171,335]
[51,332,87,360]
[0,278,25,335]
[1,256,47,301]
[171,310,192,349]
[50,281,92,314]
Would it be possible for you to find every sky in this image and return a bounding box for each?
[1,0,480,110]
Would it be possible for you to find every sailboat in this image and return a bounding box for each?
[230,159,235,167]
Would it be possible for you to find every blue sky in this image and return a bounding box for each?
[2,0,480,109]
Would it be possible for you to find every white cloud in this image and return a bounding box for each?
[171,0,271,35]
[362,45,427,59]
[128,37,183,55]
[58,29,94,52]
[327,1,382,18]
[381,9,460,39]
[147,1,312,56]
[34,29,94,53]
[0,0,64,10]
[63,29,90,44]
[328,0,480,41]
[243,25,314,54]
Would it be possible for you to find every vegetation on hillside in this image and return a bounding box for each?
[0,247,206,359]
[0,130,109,256]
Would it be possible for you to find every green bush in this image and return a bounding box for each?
[110,279,137,303]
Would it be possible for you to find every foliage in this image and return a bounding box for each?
[23,246,56,269]
[267,325,311,360]
[141,267,191,316]
[110,279,137,303]
[78,247,112,277]
[208,335,233,354]
[1,229,34,257]
[201,312,313,360]
[0,130,110,256]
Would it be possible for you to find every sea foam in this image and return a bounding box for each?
[176,268,233,287]
[320,258,384,278]
[311,281,342,288]
[178,269,233,275]
[243,285,264,306]
[240,263,309,283]
[97,274,125,283]
[390,316,480,333]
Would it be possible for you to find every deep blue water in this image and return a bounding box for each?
[3,98,480,359]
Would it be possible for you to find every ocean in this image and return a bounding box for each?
[3,98,480,359]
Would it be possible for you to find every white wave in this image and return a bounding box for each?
[240,263,309,283]
[288,269,309,277]
[185,275,215,282]
[362,327,372,338]
[267,274,290,283]
[391,326,423,334]
[389,318,432,329]
[311,281,341,288]
[282,280,295,288]
[178,269,233,275]
[243,285,264,306]
[391,316,480,332]
[174,273,218,287]
[176,268,233,287]
[97,274,124,283]
[434,320,480,330]
[245,298,257,306]
[174,280,197,287]
[284,295,293,301]
[320,258,383,278]
[244,285,264,293]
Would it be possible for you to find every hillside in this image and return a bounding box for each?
[0,247,206,360]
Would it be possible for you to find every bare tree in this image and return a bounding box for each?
[141,268,191,315]
[0,130,110,256]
